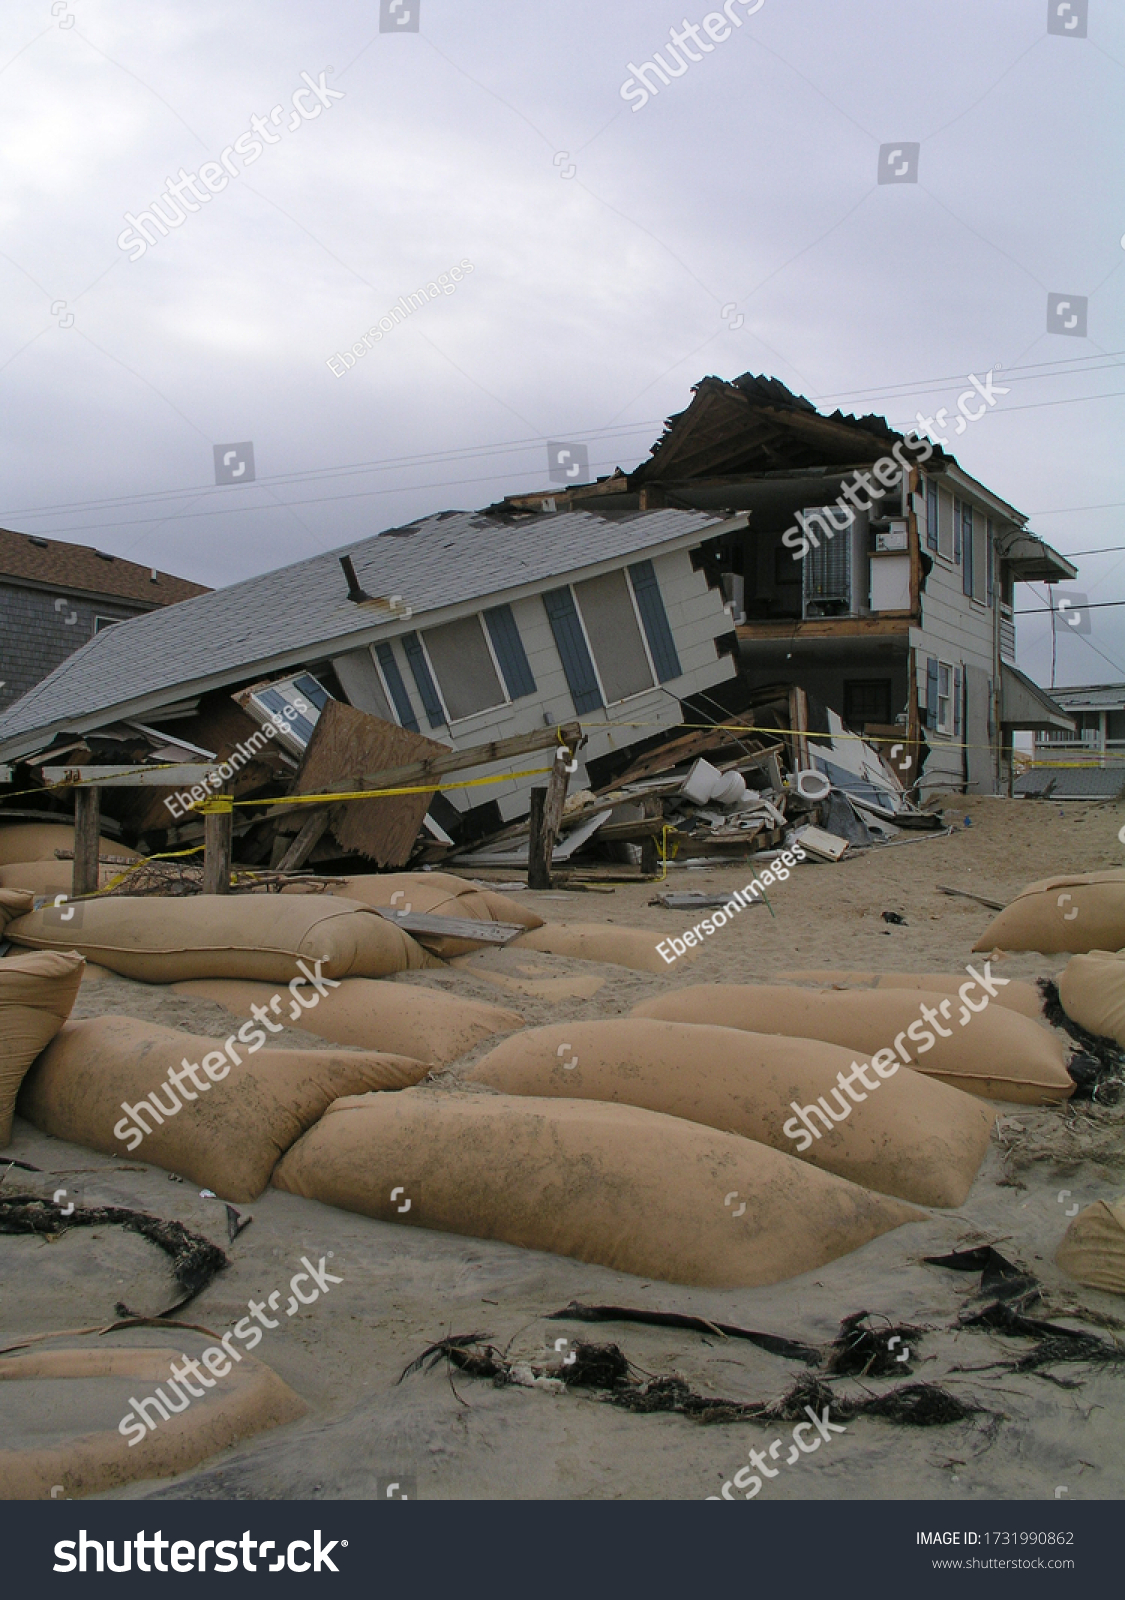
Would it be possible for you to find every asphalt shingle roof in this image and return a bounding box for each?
[0,526,208,605]
[0,507,724,755]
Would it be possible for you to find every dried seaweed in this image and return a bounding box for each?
[0,1195,228,1316]
[1038,978,1125,1104]
[547,1301,821,1365]
[825,1310,924,1377]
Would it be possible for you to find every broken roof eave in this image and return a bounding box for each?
[998,531,1078,583]
[0,511,747,764]
[1000,663,1077,732]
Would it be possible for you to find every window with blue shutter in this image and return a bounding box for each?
[374,642,420,732]
[986,519,994,607]
[401,632,446,729]
[627,560,683,682]
[924,478,939,552]
[954,666,962,736]
[953,497,961,563]
[962,504,974,597]
[542,587,603,714]
[926,656,939,730]
[484,604,536,700]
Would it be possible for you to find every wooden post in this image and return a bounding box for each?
[276,811,331,874]
[639,798,662,877]
[72,787,101,898]
[527,787,549,890]
[202,800,234,894]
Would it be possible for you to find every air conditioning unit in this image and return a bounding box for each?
[874,521,908,552]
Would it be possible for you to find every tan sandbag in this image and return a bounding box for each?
[0,889,35,931]
[0,1343,305,1500]
[777,968,1043,1021]
[972,871,1125,955]
[173,976,524,1066]
[1058,950,1125,1046]
[633,983,1074,1104]
[0,949,84,1145]
[5,892,440,983]
[0,822,137,867]
[511,922,688,974]
[325,872,543,957]
[18,1015,430,1200]
[466,1018,994,1209]
[0,859,121,898]
[1055,1196,1125,1295]
[273,1089,922,1289]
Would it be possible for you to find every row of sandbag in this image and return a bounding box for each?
[972,868,1125,955]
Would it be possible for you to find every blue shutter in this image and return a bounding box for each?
[484,604,536,700]
[542,587,603,714]
[953,497,961,563]
[962,505,974,597]
[924,479,939,552]
[374,642,419,732]
[401,632,446,729]
[954,666,962,736]
[627,559,683,683]
[926,657,939,730]
[986,519,994,608]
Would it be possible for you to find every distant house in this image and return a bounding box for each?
[0,507,744,831]
[0,528,208,712]
[1032,684,1125,768]
[494,374,1076,796]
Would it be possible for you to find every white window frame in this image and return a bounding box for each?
[419,613,511,727]
[571,569,658,708]
[93,614,121,632]
[935,661,954,736]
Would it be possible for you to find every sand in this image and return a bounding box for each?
[3,794,1124,1501]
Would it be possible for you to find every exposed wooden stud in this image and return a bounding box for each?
[275,811,331,874]
[527,787,549,891]
[202,803,234,894]
[72,787,101,898]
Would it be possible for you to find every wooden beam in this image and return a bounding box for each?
[202,804,234,894]
[256,721,584,827]
[275,811,331,874]
[527,787,549,891]
[737,617,912,641]
[40,764,224,789]
[72,787,101,898]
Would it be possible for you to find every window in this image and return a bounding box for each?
[924,478,939,552]
[986,519,994,607]
[242,671,331,753]
[422,615,506,723]
[937,662,952,734]
[937,488,953,559]
[573,570,654,702]
[925,656,957,736]
[844,680,892,727]
[93,615,120,632]
[953,497,962,563]
[963,503,975,598]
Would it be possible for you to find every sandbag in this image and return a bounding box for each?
[172,976,524,1066]
[0,889,34,931]
[972,870,1125,955]
[1058,950,1125,1047]
[466,1018,994,1209]
[511,922,689,974]
[18,1015,430,1200]
[1055,1196,1125,1295]
[0,949,84,1145]
[0,859,122,898]
[0,823,137,867]
[0,1343,305,1500]
[633,983,1074,1104]
[777,968,1043,1021]
[324,872,543,957]
[5,892,440,983]
[273,1089,922,1289]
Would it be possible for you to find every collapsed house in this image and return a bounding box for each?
[492,374,1077,796]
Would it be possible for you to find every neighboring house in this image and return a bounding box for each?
[493,374,1076,795]
[0,508,743,828]
[0,527,208,712]
[1032,684,1125,767]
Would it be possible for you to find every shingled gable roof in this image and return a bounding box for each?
[0,526,208,607]
[0,505,730,759]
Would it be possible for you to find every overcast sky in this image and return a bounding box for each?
[2,0,1122,691]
